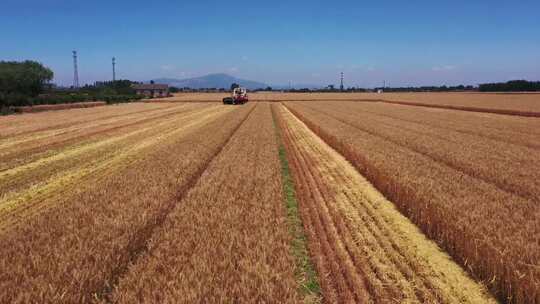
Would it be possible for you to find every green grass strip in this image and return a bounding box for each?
[272,105,321,303]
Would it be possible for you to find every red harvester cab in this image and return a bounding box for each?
[223,87,248,105]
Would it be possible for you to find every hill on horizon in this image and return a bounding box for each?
[151,73,269,90]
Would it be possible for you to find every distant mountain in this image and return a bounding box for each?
[151,73,268,90]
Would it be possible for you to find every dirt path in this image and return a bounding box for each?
[275,103,497,303]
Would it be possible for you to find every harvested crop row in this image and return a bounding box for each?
[275,104,496,303]
[273,107,322,303]
[378,100,540,117]
[0,105,220,198]
[108,103,301,303]
[0,105,234,231]
[164,92,540,114]
[336,101,540,149]
[151,92,228,102]
[0,106,234,233]
[0,103,206,169]
[0,104,229,230]
[374,92,540,113]
[0,103,181,152]
[13,101,107,113]
[0,102,172,138]
[0,104,252,303]
[284,102,540,303]
[294,101,540,202]
[0,104,190,170]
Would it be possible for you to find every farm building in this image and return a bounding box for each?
[132,83,170,98]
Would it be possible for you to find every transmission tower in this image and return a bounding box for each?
[72,50,79,88]
[112,57,116,82]
[340,72,344,91]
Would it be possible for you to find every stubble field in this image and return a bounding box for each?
[160,92,540,116]
[0,92,538,303]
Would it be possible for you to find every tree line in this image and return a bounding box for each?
[278,81,540,93]
[2,60,539,114]
[0,60,53,111]
[479,80,540,92]
[0,61,143,114]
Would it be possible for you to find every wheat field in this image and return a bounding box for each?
[1,93,538,303]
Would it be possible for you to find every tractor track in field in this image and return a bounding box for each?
[274,103,496,303]
[95,103,258,302]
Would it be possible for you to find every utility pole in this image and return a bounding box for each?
[72,50,79,89]
[112,57,116,82]
[340,72,344,91]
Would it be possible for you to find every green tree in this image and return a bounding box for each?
[0,61,53,97]
[0,61,53,108]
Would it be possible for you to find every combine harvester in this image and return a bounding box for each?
[223,87,249,105]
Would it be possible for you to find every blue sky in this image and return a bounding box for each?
[1,0,539,87]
